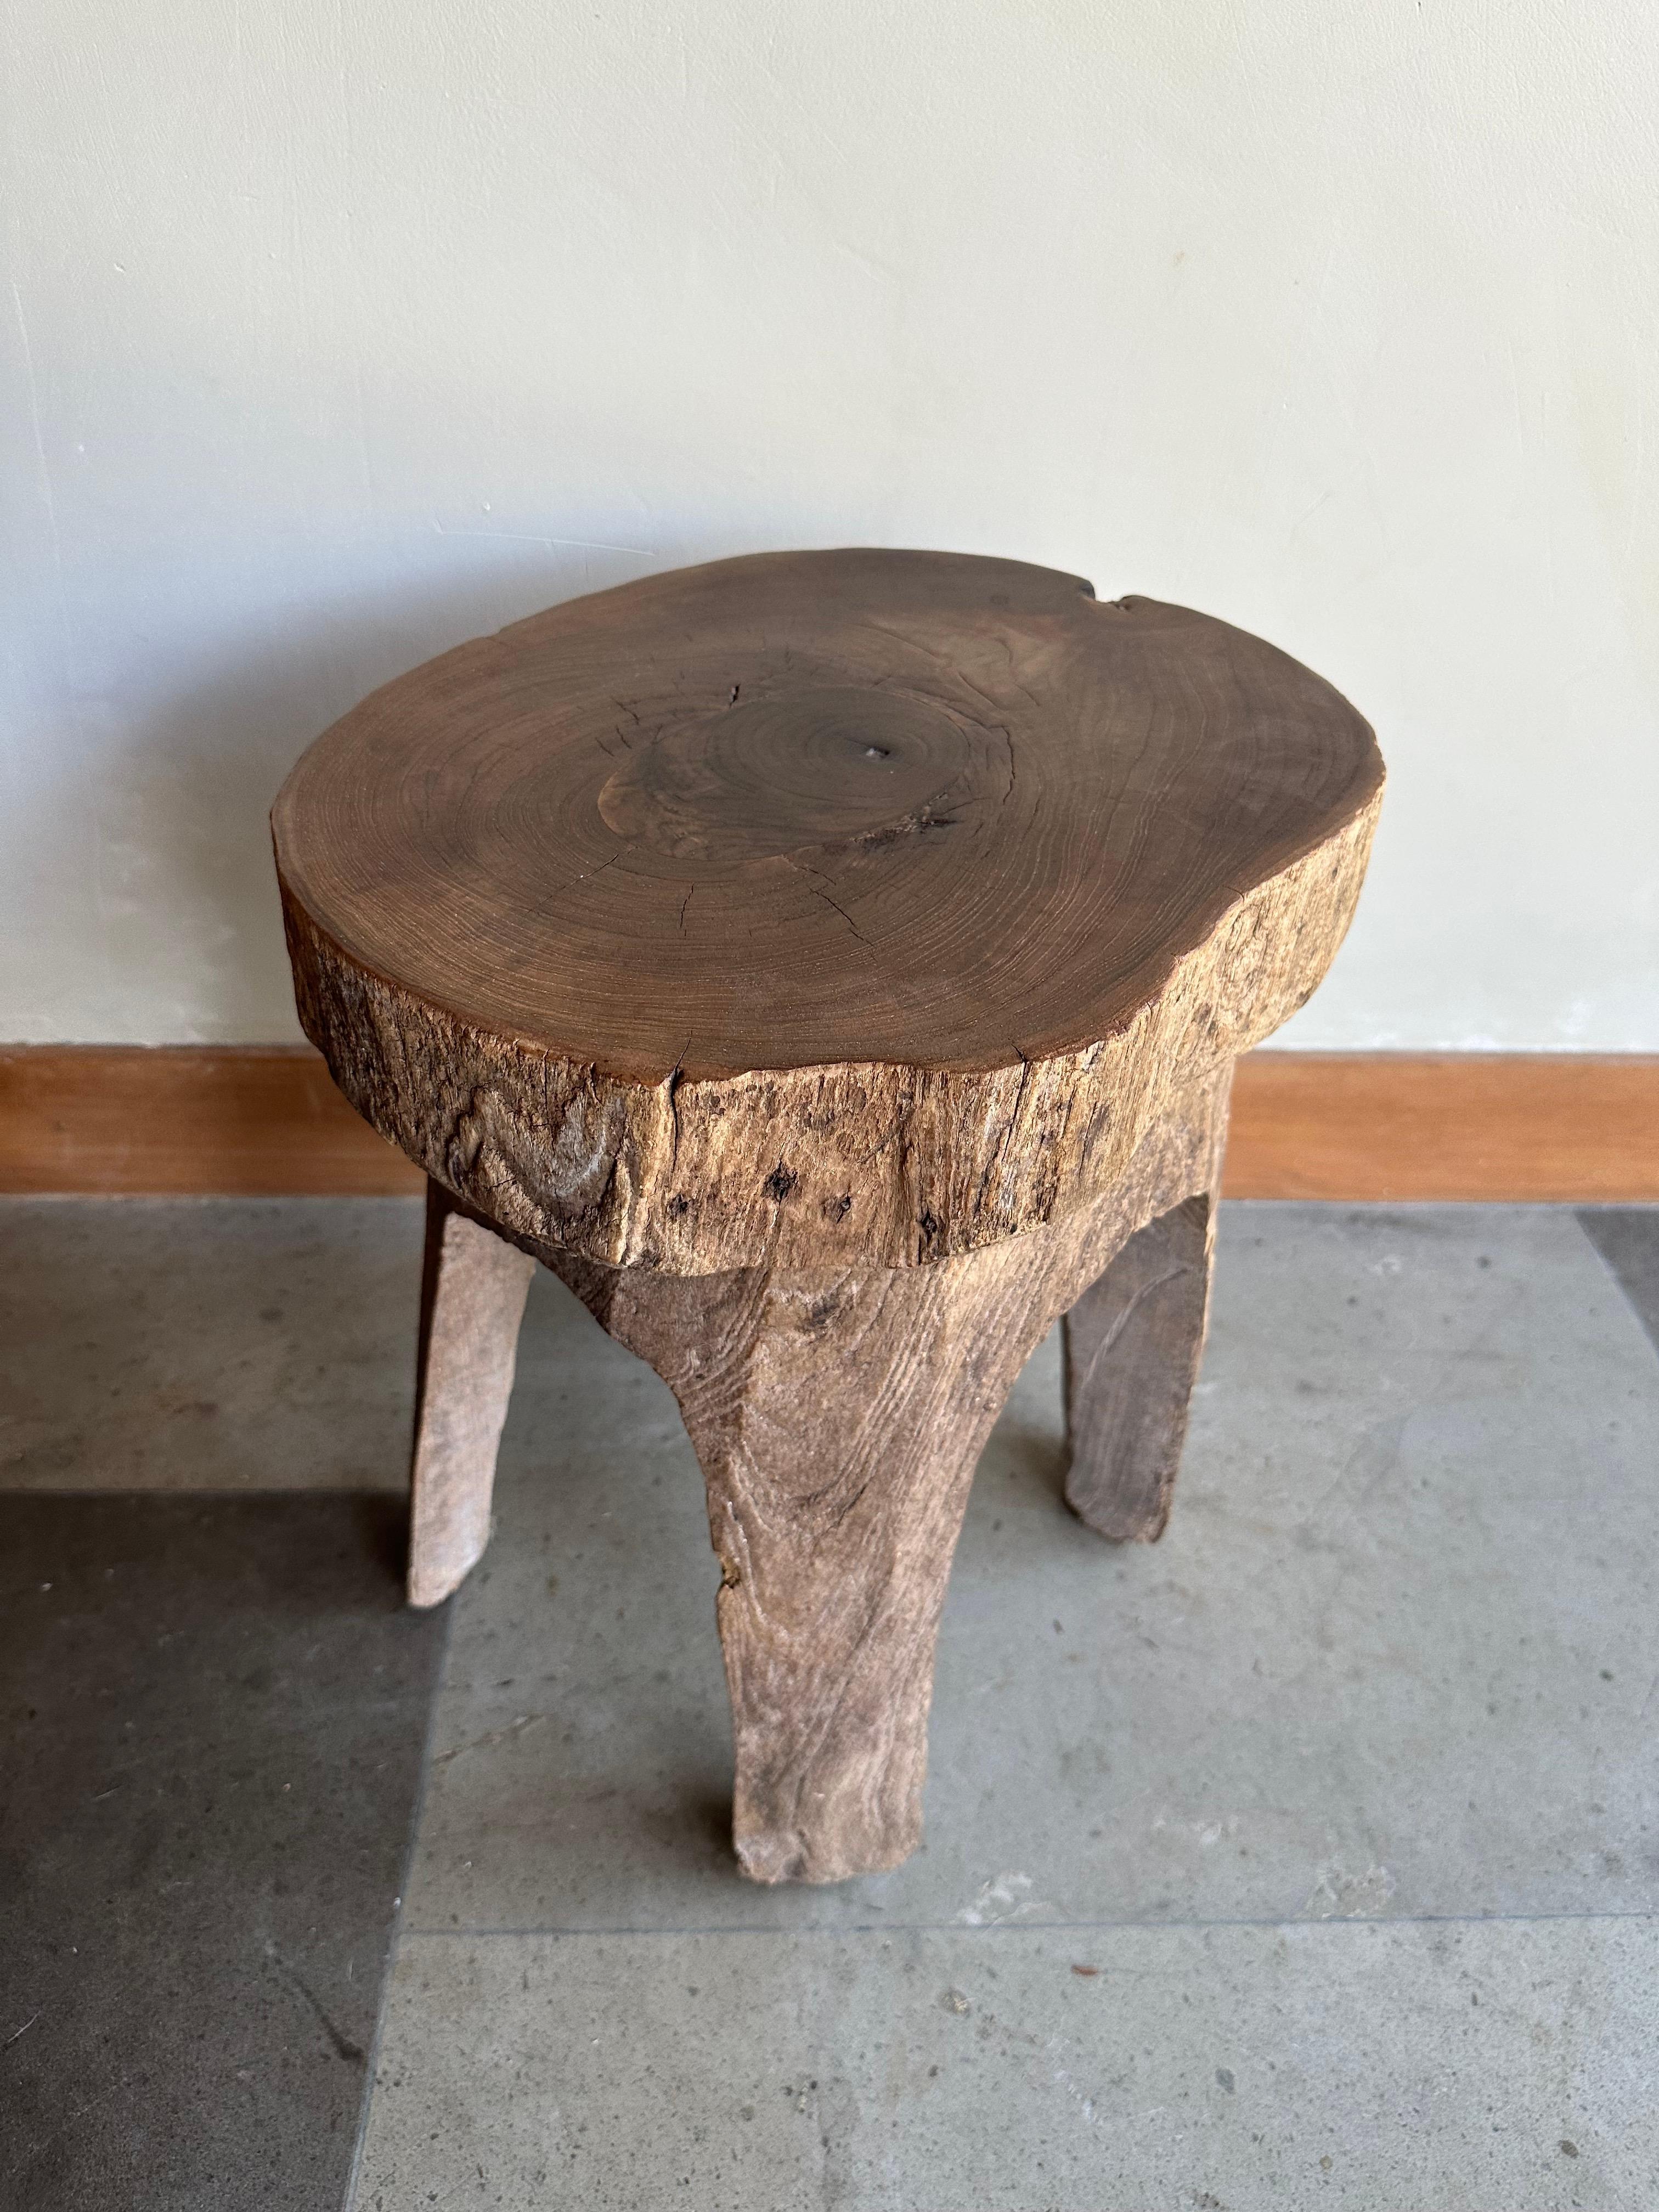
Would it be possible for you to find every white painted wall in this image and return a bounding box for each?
[4,0,1656,1048]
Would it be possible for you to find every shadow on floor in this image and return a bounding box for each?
[0,1491,446,2212]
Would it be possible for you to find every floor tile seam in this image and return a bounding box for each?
[342,1596,456,2211]
[397,1905,1659,1942]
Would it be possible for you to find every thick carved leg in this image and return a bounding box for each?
[553,1234,1087,1881]
[539,1069,1235,1883]
[1062,1193,1215,1542]
[408,1182,536,1609]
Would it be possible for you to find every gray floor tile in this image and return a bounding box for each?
[354,1916,1658,2211]
[1578,1207,1659,1355]
[404,1205,1659,1933]
[0,1197,423,1489]
[0,1492,446,2212]
[9,1197,1656,2210]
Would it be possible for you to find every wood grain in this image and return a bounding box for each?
[274,550,1384,1271]
[535,1081,1227,1883]
[275,552,1384,1082]
[1060,1065,1227,1542]
[3,1048,1655,1201]
[1063,1195,1215,1543]
[268,550,1387,1879]
[407,1182,536,1609]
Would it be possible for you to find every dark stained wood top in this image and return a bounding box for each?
[273,550,1383,1085]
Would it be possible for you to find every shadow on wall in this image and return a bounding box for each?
[70,527,733,1040]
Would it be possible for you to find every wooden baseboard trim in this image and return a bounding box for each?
[0,1046,422,1198]
[1,1045,1655,1204]
[1224,1052,1658,1202]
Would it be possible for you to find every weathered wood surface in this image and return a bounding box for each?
[1063,1197,1215,1542]
[275,550,1384,1883]
[274,551,1384,1275]
[1061,1064,1228,1543]
[542,1078,1226,1882]
[407,1182,535,1609]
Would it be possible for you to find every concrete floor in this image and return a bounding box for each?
[3,1198,1657,2210]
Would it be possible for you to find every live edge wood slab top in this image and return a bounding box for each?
[274,550,1383,1276]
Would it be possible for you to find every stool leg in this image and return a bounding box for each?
[408,1182,536,1609]
[552,1207,1113,1884]
[1062,1191,1215,1543]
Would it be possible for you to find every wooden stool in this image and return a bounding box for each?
[273,551,1383,1884]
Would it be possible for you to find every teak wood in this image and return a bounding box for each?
[274,549,1384,1883]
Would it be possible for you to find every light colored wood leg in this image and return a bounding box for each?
[554,1255,1054,1880]
[552,1198,1130,1884]
[1062,1192,1215,1543]
[408,1182,536,1609]
[534,1066,1234,1883]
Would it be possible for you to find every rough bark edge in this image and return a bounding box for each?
[280,791,1379,1274]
